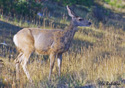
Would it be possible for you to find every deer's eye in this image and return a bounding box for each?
[78,19,83,21]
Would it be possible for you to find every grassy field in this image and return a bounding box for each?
[0,3,125,88]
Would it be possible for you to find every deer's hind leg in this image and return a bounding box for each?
[20,51,32,83]
[49,53,56,80]
[15,52,23,80]
[57,53,62,77]
[14,52,23,63]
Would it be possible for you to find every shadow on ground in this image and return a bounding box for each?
[0,21,22,57]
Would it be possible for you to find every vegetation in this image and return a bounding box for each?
[104,0,125,8]
[52,0,94,6]
[0,0,42,17]
[0,0,125,88]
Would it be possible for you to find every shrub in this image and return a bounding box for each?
[0,0,42,17]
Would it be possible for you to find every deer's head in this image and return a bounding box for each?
[67,6,91,27]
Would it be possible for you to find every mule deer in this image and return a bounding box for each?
[13,6,91,82]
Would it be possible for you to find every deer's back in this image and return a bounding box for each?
[14,28,66,55]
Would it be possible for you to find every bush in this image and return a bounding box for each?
[0,0,42,17]
[52,0,94,7]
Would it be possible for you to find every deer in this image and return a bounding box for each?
[13,6,91,83]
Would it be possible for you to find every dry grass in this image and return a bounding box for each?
[0,3,125,87]
[0,22,125,87]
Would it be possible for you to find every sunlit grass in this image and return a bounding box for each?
[0,6,125,87]
[74,33,97,43]
[0,22,125,87]
[96,0,125,13]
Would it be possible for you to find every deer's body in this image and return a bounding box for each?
[14,26,76,55]
[13,6,91,82]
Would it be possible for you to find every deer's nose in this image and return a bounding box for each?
[89,22,91,25]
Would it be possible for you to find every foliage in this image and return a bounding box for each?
[0,0,42,17]
[104,0,111,3]
[51,0,94,7]
[103,0,125,8]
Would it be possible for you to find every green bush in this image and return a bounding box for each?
[52,0,94,7]
[0,0,42,17]
[104,0,111,3]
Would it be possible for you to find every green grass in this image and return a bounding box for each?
[97,0,125,13]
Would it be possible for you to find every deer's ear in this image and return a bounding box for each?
[67,5,75,18]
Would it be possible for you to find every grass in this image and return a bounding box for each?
[97,0,125,13]
[0,21,125,87]
[0,4,125,88]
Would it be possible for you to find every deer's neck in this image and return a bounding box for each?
[64,23,77,39]
[52,23,77,52]
[63,23,77,46]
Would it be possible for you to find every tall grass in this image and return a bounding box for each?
[0,24,124,87]
[0,4,125,87]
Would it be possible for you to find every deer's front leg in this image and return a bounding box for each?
[57,53,62,77]
[49,53,56,81]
